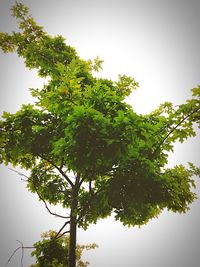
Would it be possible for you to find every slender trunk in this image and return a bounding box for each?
[68,174,80,267]
[68,214,77,267]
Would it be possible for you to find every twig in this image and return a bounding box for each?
[6,241,34,266]
[8,168,29,181]
[40,196,70,219]
[32,182,70,219]
[16,241,24,267]
[8,168,69,219]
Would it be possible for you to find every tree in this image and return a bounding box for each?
[0,2,200,267]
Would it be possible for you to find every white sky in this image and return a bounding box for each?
[0,1,200,267]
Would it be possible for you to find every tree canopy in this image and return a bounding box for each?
[0,2,200,266]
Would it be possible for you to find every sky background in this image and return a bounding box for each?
[0,0,200,266]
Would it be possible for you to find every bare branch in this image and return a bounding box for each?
[32,182,70,219]
[55,230,70,239]
[7,246,21,265]
[8,168,69,219]
[7,241,34,266]
[8,168,29,181]
[54,221,70,239]
[40,196,70,219]
[16,241,24,267]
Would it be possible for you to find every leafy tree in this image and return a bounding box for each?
[1,2,200,267]
[31,231,97,267]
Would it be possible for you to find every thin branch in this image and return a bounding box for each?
[8,168,69,219]
[88,178,95,196]
[75,173,81,187]
[32,182,70,219]
[8,168,29,181]
[55,230,70,239]
[61,181,69,191]
[38,154,74,188]
[152,107,200,157]
[54,221,70,239]
[21,246,24,267]
[89,180,92,194]
[78,176,85,188]
[16,241,24,267]
[7,242,34,266]
[60,157,65,170]
[7,247,21,265]
[40,196,70,219]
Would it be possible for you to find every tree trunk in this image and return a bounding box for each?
[68,215,77,267]
[68,173,80,267]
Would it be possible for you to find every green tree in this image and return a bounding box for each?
[0,2,200,267]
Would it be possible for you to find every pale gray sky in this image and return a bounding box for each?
[0,1,200,267]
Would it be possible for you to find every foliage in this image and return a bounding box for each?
[0,3,200,265]
[30,231,97,267]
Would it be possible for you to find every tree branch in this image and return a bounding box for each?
[55,230,70,239]
[89,180,92,194]
[8,168,29,181]
[32,182,70,219]
[61,181,71,195]
[8,168,70,219]
[54,221,70,239]
[38,154,74,188]
[17,240,24,267]
[152,107,200,157]
[39,195,70,219]
[60,157,65,170]
[78,176,86,188]
[75,173,81,191]
[7,241,34,266]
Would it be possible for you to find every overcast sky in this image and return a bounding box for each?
[0,1,200,267]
